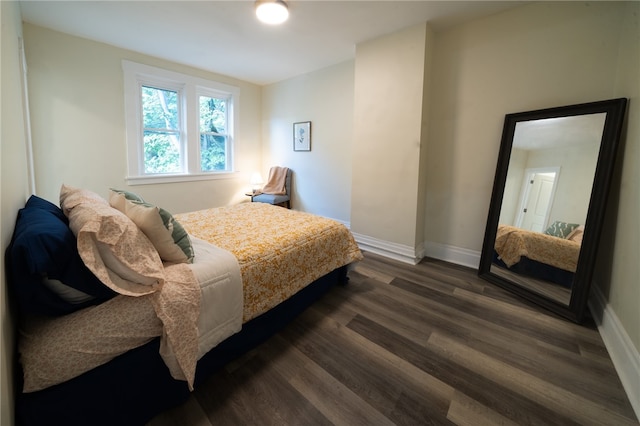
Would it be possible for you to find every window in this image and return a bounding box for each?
[142,86,181,174]
[199,94,231,172]
[123,61,239,184]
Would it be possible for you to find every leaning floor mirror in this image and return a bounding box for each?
[478,98,627,323]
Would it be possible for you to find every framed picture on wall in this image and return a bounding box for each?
[293,121,311,151]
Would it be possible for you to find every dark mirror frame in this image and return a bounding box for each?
[479,98,627,323]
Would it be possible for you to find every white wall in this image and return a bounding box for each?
[351,23,431,260]
[262,23,436,263]
[23,24,263,214]
[261,61,355,223]
[1,2,30,424]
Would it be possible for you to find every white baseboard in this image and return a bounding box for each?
[350,235,482,269]
[424,241,481,269]
[589,284,640,420]
[351,233,422,265]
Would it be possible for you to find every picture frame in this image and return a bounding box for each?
[293,121,311,151]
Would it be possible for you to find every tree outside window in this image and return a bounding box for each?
[142,86,181,174]
[199,95,229,172]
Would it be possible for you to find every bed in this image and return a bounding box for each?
[9,186,362,425]
[492,224,582,288]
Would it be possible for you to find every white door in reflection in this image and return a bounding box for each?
[515,170,558,232]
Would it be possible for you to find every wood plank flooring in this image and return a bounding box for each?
[147,251,638,426]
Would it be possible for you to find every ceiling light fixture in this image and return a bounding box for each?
[255,0,289,25]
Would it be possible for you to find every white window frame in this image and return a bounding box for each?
[123,60,239,185]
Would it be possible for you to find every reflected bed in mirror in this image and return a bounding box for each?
[479,98,627,323]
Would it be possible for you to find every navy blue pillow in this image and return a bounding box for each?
[24,194,68,223]
[7,195,116,316]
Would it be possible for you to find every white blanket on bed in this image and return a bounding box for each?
[190,237,243,358]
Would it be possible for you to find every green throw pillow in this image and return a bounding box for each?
[110,188,145,203]
[109,189,194,263]
[544,221,580,239]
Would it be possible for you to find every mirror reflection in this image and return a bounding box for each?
[479,98,627,322]
[490,113,606,305]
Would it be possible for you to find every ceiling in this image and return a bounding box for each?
[19,1,526,86]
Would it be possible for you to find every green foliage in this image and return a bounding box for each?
[199,96,226,133]
[199,95,228,171]
[200,134,226,171]
[140,88,229,174]
[144,131,180,173]
[143,86,178,129]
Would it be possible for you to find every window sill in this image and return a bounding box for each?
[126,171,238,186]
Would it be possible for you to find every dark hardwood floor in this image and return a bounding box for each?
[148,251,638,426]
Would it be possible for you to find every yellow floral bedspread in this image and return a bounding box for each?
[174,203,362,322]
[495,225,580,272]
[175,203,363,322]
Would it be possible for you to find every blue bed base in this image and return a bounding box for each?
[492,251,573,288]
[16,266,348,426]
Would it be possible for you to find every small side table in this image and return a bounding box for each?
[245,192,260,202]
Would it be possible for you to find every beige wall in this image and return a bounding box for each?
[1,2,30,424]
[351,23,430,253]
[425,1,627,253]
[23,24,263,214]
[593,0,639,382]
[261,61,354,222]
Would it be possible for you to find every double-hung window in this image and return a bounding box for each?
[123,60,239,184]
[198,91,231,172]
[141,85,182,174]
